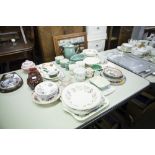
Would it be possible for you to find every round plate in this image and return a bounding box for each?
[32,89,61,105]
[61,82,102,110]
[84,57,100,66]
[102,67,123,79]
[0,72,23,93]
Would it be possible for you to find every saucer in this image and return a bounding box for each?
[32,89,61,105]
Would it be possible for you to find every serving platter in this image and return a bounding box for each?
[0,72,23,93]
[61,82,102,111]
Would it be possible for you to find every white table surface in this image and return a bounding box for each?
[0,55,150,129]
[101,49,155,84]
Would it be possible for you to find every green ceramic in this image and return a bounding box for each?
[91,64,102,71]
[65,61,75,70]
[60,59,69,68]
[70,53,86,62]
[63,44,76,59]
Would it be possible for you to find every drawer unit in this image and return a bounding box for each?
[88,39,106,52]
[86,26,107,41]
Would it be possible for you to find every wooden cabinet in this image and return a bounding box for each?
[36,26,85,62]
[105,26,133,50]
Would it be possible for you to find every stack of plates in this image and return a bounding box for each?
[61,82,109,121]
[101,66,126,85]
[37,63,61,81]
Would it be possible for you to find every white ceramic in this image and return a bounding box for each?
[55,55,64,64]
[34,81,59,101]
[73,67,86,82]
[86,67,94,78]
[21,60,35,71]
[151,48,155,56]
[69,64,77,75]
[75,61,85,68]
[84,57,100,66]
[132,47,149,57]
[121,43,133,52]
[61,82,102,110]
[60,59,69,68]
[83,49,98,57]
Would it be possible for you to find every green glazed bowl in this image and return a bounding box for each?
[91,64,102,71]
[70,53,86,62]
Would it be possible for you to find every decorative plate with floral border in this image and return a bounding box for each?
[61,82,102,110]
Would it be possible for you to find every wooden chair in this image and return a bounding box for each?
[53,32,87,56]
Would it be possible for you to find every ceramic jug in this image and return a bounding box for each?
[63,43,77,59]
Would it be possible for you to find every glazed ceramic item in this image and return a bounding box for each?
[84,57,100,66]
[63,44,76,59]
[73,67,86,82]
[21,60,35,72]
[121,43,133,52]
[91,64,102,71]
[86,67,94,78]
[27,68,43,90]
[70,53,86,62]
[35,81,59,101]
[0,72,23,93]
[75,61,85,68]
[102,67,123,79]
[83,49,98,57]
[37,63,60,81]
[61,82,102,110]
[89,76,110,90]
[60,59,69,68]
[55,55,64,64]
[69,64,78,75]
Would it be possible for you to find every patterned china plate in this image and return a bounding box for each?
[37,63,60,81]
[102,66,123,79]
[61,82,102,111]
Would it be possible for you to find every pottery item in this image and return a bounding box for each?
[60,58,69,68]
[70,53,86,62]
[89,76,110,90]
[27,68,43,90]
[63,43,77,59]
[61,82,102,111]
[55,55,64,64]
[83,49,98,57]
[75,61,85,68]
[151,48,155,56]
[86,67,95,78]
[91,64,102,71]
[21,60,36,72]
[84,57,100,66]
[69,64,78,75]
[121,43,133,52]
[34,81,59,101]
[0,72,23,93]
[73,67,86,82]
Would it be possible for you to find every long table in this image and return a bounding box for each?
[0,53,150,128]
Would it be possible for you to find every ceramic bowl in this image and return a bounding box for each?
[34,81,59,101]
[21,60,35,71]
[83,49,98,57]
[84,57,100,66]
[122,43,133,52]
[55,55,64,64]
[60,59,69,68]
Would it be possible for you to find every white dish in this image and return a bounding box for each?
[37,63,60,80]
[84,57,100,66]
[32,90,61,105]
[35,81,59,101]
[83,49,98,57]
[63,98,109,121]
[61,82,102,111]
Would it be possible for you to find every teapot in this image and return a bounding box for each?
[62,43,77,59]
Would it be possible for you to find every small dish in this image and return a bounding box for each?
[91,64,102,71]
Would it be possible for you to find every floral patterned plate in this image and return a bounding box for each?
[61,82,102,111]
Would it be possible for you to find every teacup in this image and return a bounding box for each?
[86,67,94,78]
[74,67,86,82]
[55,55,64,64]
[69,64,77,75]
[60,59,69,68]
